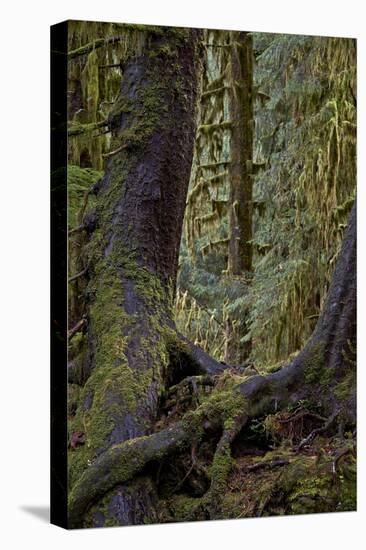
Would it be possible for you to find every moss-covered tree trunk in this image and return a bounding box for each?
[68,27,227,528]
[225,31,253,364]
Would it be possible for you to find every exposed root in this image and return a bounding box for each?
[172,443,198,493]
[68,378,247,527]
[206,411,248,515]
[68,421,190,528]
[167,375,216,399]
[177,332,229,375]
[68,319,356,527]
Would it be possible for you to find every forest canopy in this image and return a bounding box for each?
[65,22,356,528]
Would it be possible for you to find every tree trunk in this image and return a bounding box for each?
[228,31,253,276]
[68,28,227,528]
[225,32,253,364]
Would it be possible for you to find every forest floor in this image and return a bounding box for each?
[152,369,356,523]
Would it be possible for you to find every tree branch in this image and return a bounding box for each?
[68,224,85,236]
[68,268,87,283]
[102,143,127,159]
[68,318,87,341]
[68,120,108,137]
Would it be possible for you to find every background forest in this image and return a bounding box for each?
[65,22,356,527]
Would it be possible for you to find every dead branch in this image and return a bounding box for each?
[167,375,216,398]
[68,224,85,236]
[68,120,108,137]
[297,409,340,451]
[68,36,122,59]
[68,318,87,341]
[99,63,123,69]
[278,408,327,424]
[102,144,127,159]
[68,268,88,283]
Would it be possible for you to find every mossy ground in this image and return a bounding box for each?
[158,433,356,523]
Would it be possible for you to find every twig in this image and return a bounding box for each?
[297,409,340,451]
[102,143,127,159]
[173,444,197,493]
[68,318,87,341]
[68,224,85,236]
[68,268,87,283]
[278,409,327,424]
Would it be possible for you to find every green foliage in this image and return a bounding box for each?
[177,32,356,367]
[249,34,356,363]
[67,164,102,228]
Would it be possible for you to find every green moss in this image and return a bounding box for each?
[334,371,356,401]
[209,442,234,494]
[249,446,356,516]
[67,384,81,417]
[164,494,205,523]
[303,341,332,387]
[68,250,171,487]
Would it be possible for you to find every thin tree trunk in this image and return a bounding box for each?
[225,32,253,364]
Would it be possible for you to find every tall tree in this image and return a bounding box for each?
[181,30,254,366]
[227,31,253,276]
[225,31,253,364]
[68,26,226,528]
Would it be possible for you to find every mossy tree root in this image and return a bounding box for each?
[68,332,354,528]
[68,421,190,528]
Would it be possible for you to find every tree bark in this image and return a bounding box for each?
[225,32,253,364]
[228,31,253,276]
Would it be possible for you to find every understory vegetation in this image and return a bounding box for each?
[66,22,356,527]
